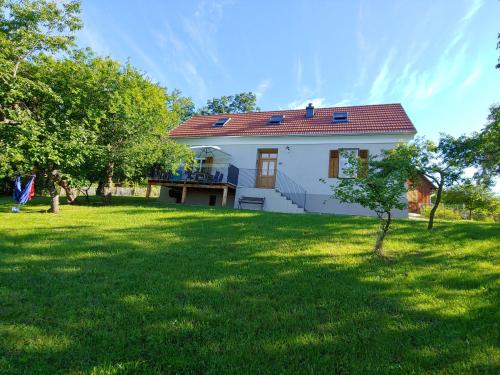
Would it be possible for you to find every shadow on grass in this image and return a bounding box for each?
[0,197,498,374]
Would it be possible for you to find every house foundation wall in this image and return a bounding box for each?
[159,186,235,208]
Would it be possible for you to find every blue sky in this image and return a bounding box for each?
[77,0,499,140]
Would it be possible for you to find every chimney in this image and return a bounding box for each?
[305,103,314,118]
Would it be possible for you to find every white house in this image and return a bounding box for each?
[148,103,416,217]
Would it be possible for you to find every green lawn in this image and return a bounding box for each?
[0,197,498,374]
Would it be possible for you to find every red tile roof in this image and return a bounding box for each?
[169,103,416,138]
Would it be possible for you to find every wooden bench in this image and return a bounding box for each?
[238,196,265,210]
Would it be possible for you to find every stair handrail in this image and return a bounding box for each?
[275,170,307,209]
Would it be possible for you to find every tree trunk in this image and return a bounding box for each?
[96,179,104,196]
[58,179,78,204]
[428,178,444,230]
[47,170,61,213]
[102,162,114,205]
[373,212,391,256]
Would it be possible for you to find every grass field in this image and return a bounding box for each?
[0,197,499,374]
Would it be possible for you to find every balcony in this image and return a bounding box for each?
[146,163,239,206]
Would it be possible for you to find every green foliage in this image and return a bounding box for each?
[330,148,415,255]
[83,59,193,188]
[420,203,468,221]
[0,0,194,211]
[333,151,410,215]
[407,136,468,187]
[0,196,498,374]
[0,0,82,178]
[198,91,260,115]
[463,104,500,186]
[393,136,470,229]
[496,32,500,70]
[443,181,499,217]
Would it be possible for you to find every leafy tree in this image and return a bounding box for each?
[329,149,416,256]
[443,181,498,219]
[395,136,469,230]
[168,89,195,122]
[0,0,83,212]
[87,59,193,204]
[0,1,193,211]
[463,104,500,186]
[12,52,104,212]
[198,92,260,115]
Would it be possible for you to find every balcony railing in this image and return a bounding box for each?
[149,163,239,186]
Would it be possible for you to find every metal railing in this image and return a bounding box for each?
[236,168,307,209]
[149,163,239,186]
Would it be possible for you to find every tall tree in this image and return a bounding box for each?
[395,136,469,230]
[0,0,83,212]
[10,52,103,212]
[88,60,193,204]
[198,92,260,115]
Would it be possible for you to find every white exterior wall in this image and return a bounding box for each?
[173,134,414,217]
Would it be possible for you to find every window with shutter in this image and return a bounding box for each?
[329,150,339,178]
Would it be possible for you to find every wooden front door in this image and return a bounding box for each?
[256,149,278,188]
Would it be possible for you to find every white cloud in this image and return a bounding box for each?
[363,0,483,106]
[182,61,207,99]
[288,97,348,109]
[332,99,352,107]
[254,79,272,100]
[313,54,324,94]
[182,0,230,71]
[292,56,304,94]
[146,1,231,100]
[459,65,481,91]
[369,49,395,103]
[461,0,483,22]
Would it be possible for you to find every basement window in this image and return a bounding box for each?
[332,112,348,124]
[268,115,284,125]
[212,117,230,127]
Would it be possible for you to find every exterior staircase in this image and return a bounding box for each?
[235,168,307,214]
[235,187,304,214]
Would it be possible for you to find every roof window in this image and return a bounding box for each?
[212,117,230,127]
[268,115,284,125]
[332,112,348,124]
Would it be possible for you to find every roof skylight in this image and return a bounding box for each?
[212,117,230,127]
[332,112,348,124]
[268,115,284,125]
